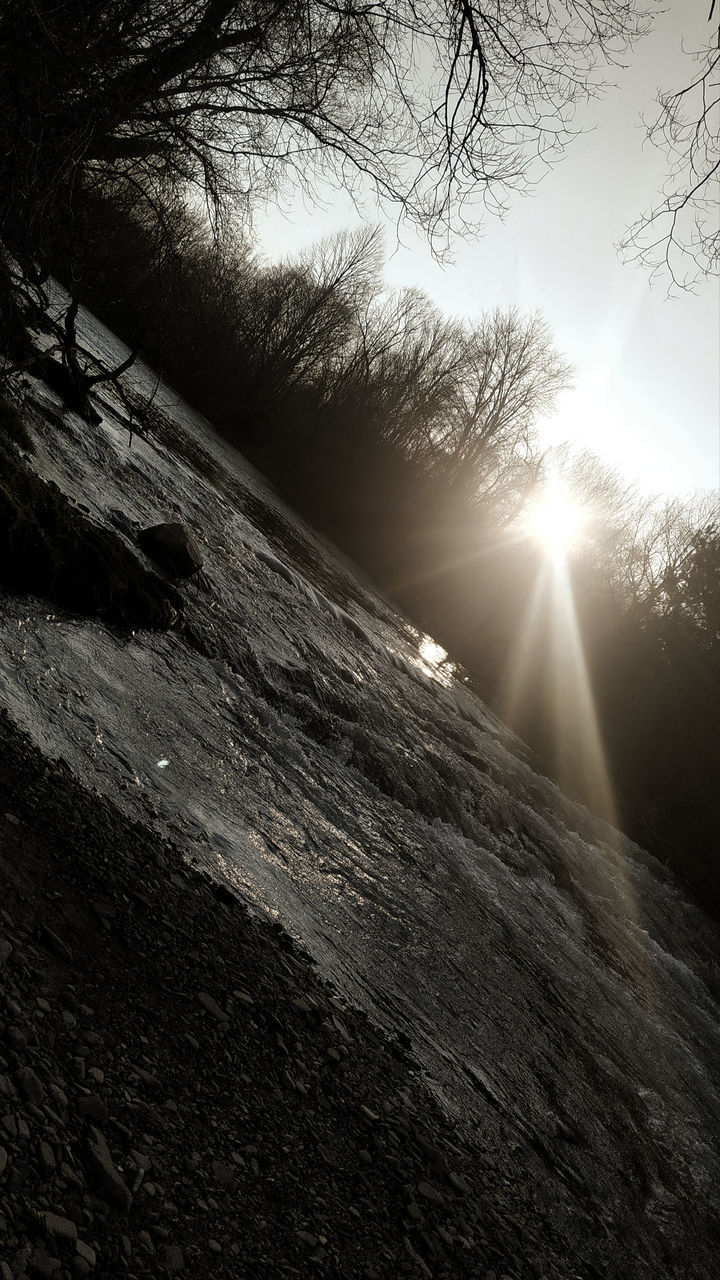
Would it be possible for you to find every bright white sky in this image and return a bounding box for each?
[253,2,719,499]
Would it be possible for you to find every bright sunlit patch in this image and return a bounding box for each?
[524,485,586,560]
[419,635,448,668]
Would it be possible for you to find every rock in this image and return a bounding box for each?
[211,1159,235,1188]
[161,1245,185,1272]
[16,1065,44,1104]
[197,991,228,1022]
[138,523,203,578]
[48,1084,68,1112]
[28,1248,61,1279]
[447,1170,471,1194]
[37,925,72,962]
[29,355,102,424]
[78,1096,109,1126]
[39,1211,78,1242]
[75,1242,96,1268]
[83,1126,132,1212]
[0,1145,7,1175]
[416,1136,444,1167]
[416,1179,444,1204]
[38,1140,55,1173]
[0,939,12,967]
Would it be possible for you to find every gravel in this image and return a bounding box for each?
[0,709,598,1279]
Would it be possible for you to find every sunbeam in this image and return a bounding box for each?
[501,538,616,830]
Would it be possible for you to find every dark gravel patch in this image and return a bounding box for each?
[0,708,585,1280]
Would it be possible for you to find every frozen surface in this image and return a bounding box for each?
[2,304,719,1275]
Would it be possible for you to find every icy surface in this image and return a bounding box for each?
[2,305,719,1273]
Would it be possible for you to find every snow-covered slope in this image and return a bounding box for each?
[2,306,719,1277]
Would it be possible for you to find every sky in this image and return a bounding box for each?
[253,2,719,500]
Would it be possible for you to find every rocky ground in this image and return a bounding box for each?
[0,705,593,1280]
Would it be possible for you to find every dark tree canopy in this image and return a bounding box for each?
[0,0,657,261]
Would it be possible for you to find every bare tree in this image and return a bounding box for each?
[0,2,657,270]
[619,6,720,288]
[431,311,572,515]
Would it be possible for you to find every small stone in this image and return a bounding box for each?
[38,1140,55,1172]
[211,1160,234,1188]
[78,1095,110,1126]
[74,1239,96,1269]
[416,1136,444,1167]
[325,1047,341,1065]
[208,1240,222,1254]
[48,1084,68,1112]
[40,1212,78,1242]
[2,1114,17,1138]
[0,940,12,967]
[448,1170,471,1194]
[83,1126,132,1212]
[37,925,72,962]
[28,1248,61,1279]
[161,1245,184,1273]
[16,1065,44,1104]
[0,1145,8,1175]
[417,1179,444,1204]
[197,992,228,1022]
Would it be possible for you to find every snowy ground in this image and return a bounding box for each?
[1,304,719,1275]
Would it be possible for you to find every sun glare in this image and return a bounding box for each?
[525,486,586,560]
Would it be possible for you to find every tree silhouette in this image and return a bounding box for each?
[619,5,719,287]
[0,2,657,342]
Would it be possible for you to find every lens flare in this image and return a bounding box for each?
[525,485,586,560]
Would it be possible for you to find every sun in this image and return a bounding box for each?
[524,485,586,560]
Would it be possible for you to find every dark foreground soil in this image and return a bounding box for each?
[0,705,592,1280]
